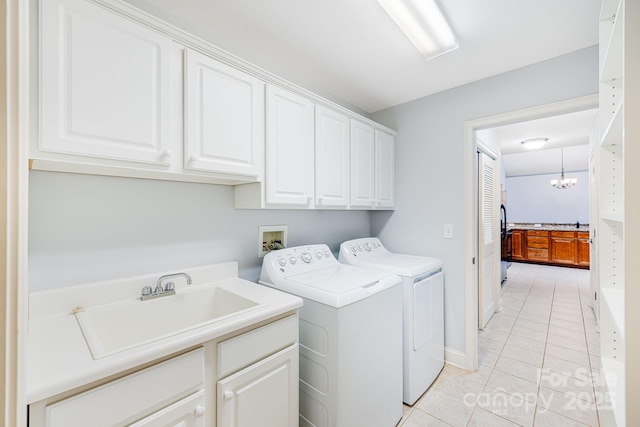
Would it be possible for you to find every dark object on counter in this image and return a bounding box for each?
[576,221,580,228]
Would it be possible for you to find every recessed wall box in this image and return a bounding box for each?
[259,225,288,257]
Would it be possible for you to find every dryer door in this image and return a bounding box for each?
[413,269,444,351]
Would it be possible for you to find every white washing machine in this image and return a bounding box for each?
[339,237,444,405]
[260,244,403,427]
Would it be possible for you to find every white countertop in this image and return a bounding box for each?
[26,262,302,403]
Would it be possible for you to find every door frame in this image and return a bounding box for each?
[462,94,599,371]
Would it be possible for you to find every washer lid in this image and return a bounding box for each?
[341,252,443,277]
[261,264,401,308]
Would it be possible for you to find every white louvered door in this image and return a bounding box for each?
[478,151,500,329]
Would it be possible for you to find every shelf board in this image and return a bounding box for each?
[601,99,624,146]
[599,0,624,82]
[602,288,625,340]
[600,212,624,223]
[601,356,626,427]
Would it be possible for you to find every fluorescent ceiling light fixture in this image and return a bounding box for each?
[377,0,458,60]
[521,138,548,150]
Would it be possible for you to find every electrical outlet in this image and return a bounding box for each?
[443,224,454,239]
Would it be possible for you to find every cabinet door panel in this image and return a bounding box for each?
[375,131,395,209]
[266,86,314,206]
[218,345,298,427]
[350,120,375,207]
[551,237,577,265]
[40,0,173,164]
[315,106,349,208]
[184,49,264,178]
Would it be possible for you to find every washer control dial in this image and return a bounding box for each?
[278,258,287,267]
[301,252,312,263]
[324,250,330,258]
[364,243,372,251]
[315,252,323,260]
[288,256,297,265]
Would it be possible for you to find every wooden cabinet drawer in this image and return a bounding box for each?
[527,236,549,249]
[577,232,590,239]
[218,315,298,378]
[527,230,548,237]
[527,248,549,260]
[551,231,576,238]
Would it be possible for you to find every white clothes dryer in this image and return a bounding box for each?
[260,244,403,427]
[339,237,444,405]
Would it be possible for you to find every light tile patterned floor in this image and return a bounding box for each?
[398,262,601,427]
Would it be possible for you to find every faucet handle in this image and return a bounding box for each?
[141,286,153,297]
[164,282,175,292]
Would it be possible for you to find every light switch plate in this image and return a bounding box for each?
[443,224,454,239]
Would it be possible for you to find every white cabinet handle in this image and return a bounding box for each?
[317,197,323,205]
[194,405,206,417]
[189,155,199,163]
[307,197,312,205]
[223,391,234,401]
[162,149,173,158]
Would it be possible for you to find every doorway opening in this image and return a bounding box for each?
[462,94,599,371]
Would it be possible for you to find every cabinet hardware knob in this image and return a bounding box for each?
[162,149,173,157]
[223,391,234,401]
[194,405,206,417]
[189,155,200,163]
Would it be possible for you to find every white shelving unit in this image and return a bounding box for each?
[598,0,639,425]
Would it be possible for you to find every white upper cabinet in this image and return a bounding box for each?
[350,120,376,208]
[184,48,264,180]
[315,106,350,208]
[39,0,174,166]
[265,85,315,207]
[375,130,396,209]
[349,120,395,210]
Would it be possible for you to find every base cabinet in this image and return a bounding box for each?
[28,315,299,427]
[509,229,590,268]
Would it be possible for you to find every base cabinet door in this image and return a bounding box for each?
[551,232,577,265]
[217,344,298,427]
[577,232,591,267]
[511,231,525,260]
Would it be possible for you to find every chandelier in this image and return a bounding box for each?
[550,148,577,189]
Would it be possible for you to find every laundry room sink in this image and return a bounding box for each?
[75,286,260,359]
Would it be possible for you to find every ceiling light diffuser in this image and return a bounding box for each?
[377,0,458,60]
[521,138,548,150]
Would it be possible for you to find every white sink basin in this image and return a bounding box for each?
[75,286,260,359]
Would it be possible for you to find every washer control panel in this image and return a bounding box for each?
[264,244,337,275]
[342,238,385,259]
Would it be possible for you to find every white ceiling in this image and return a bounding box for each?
[122,0,600,114]
[483,109,598,177]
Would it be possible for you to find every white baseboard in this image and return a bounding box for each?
[444,347,467,369]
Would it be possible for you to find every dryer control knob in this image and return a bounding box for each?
[289,256,297,265]
[324,250,330,258]
[357,245,363,251]
[315,252,323,260]
[301,252,312,263]
[350,246,357,254]
[364,243,372,251]
[278,258,287,267]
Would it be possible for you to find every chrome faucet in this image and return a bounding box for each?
[141,272,192,301]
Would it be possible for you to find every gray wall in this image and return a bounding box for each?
[369,46,598,356]
[28,171,370,291]
[505,171,589,224]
